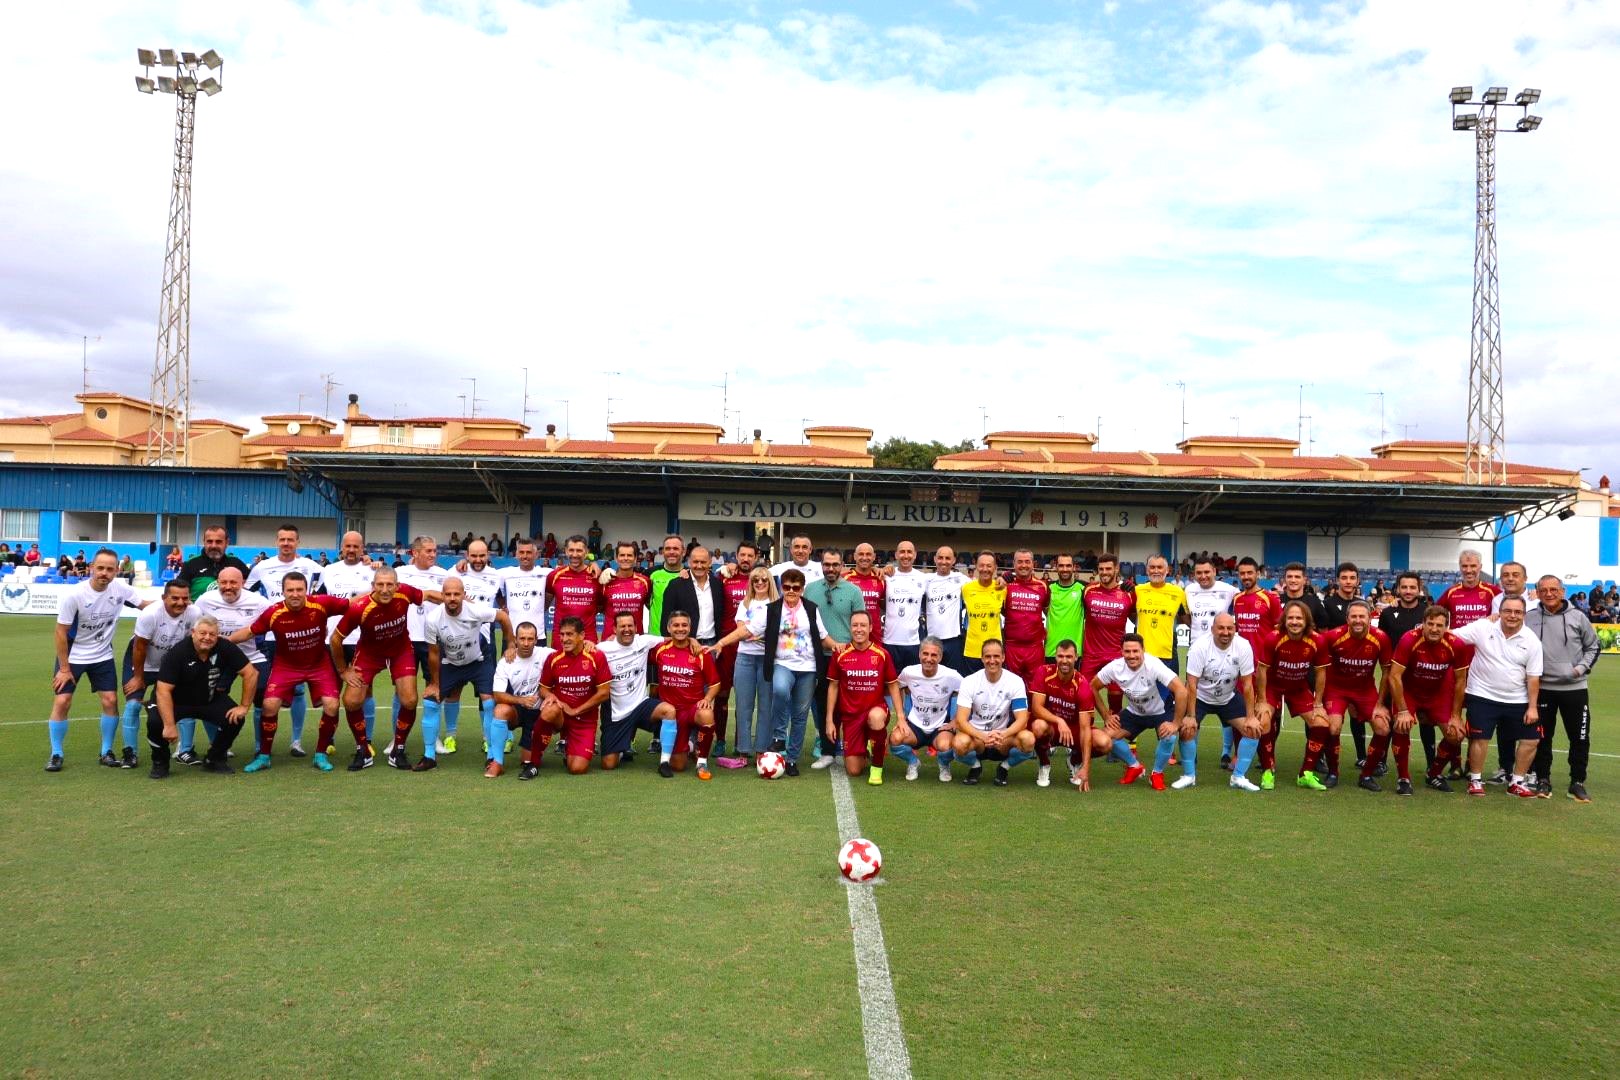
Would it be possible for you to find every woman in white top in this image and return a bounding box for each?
[713,567,778,765]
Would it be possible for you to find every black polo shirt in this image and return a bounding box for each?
[158,638,250,709]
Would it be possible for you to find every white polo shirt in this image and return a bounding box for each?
[1184,634,1254,706]
[1455,618,1543,704]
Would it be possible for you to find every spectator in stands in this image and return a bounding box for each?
[490,533,504,556]
[317,551,331,567]
[1572,591,1589,613]
[587,520,603,555]
[1589,592,1613,622]
[166,546,183,572]
[685,536,700,557]
[542,533,558,560]
[448,531,462,552]
[253,551,268,566]
[73,551,89,576]
[25,543,41,566]
[118,555,135,582]
[57,554,75,578]
[507,531,520,554]
[0,543,8,558]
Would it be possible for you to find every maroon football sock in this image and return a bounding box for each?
[1392,732,1412,780]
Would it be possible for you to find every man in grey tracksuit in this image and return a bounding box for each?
[1525,576,1599,802]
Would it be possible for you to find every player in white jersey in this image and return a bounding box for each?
[318,531,379,738]
[949,639,1031,786]
[881,540,930,672]
[442,537,505,752]
[497,536,551,647]
[243,523,326,755]
[1091,633,1192,791]
[924,545,969,673]
[1184,556,1239,764]
[1183,613,1263,791]
[47,549,150,772]
[194,568,273,749]
[391,535,451,753]
[119,580,198,768]
[491,620,554,776]
[890,636,963,782]
[415,577,514,774]
[596,611,666,770]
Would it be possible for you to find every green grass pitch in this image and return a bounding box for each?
[0,615,1615,1077]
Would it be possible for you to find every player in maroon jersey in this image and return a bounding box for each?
[1029,639,1104,790]
[1254,599,1327,791]
[1385,607,1473,791]
[524,616,613,779]
[826,612,904,785]
[713,539,759,768]
[1001,548,1050,684]
[1232,556,1282,649]
[229,571,349,773]
[1436,549,1502,628]
[548,535,603,644]
[330,568,443,771]
[647,611,720,780]
[845,542,887,639]
[1080,553,1135,711]
[1319,600,1392,788]
[602,541,652,633]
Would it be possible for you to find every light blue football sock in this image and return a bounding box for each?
[122,699,143,751]
[289,688,307,742]
[420,700,441,759]
[443,699,461,739]
[479,698,495,751]
[1221,725,1235,758]
[1153,734,1176,773]
[1005,748,1034,769]
[1233,736,1258,776]
[363,695,376,741]
[99,713,118,755]
[891,742,919,765]
[937,748,955,767]
[1111,738,1140,767]
[179,718,196,753]
[959,750,979,768]
[1180,738,1198,778]
[49,719,69,756]
[659,718,678,758]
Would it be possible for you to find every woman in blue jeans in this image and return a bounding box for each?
[740,568,834,776]
[713,568,778,765]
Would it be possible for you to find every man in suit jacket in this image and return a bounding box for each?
[660,546,730,645]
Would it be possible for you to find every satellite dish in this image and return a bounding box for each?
[286,421,302,435]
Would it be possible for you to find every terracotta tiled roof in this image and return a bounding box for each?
[609,420,726,431]
[348,415,525,426]
[1259,456,1366,470]
[801,425,872,433]
[243,434,345,448]
[983,430,1093,440]
[1181,434,1297,444]
[1385,472,1441,483]
[0,412,77,426]
[260,413,330,422]
[1152,453,1261,468]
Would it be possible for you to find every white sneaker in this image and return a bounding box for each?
[938,764,953,782]
[1036,764,1051,788]
[905,761,919,781]
[434,740,451,755]
[1171,775,1197,790]
[1230,774,1260,792]
[1070,767,1083,787]
[290,740,303,756]
[811,754,835,770]
[382,740,396,756]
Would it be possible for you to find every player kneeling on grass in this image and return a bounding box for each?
[1385,607,1473,794]
[646,611,720,780]
[826,612,905,786]
[413,576,515,775]
[148,616,257,778]
[229,572,349,774]
[1090,634,1193,790]
[891,637,962,782]
[490,622,552,778]
[1184,614,1264,792]
[949,640,1032,786]
[523,617,613,781]
[1031,639,1106,791]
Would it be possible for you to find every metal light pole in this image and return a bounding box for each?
[1451,84,1542,484]
[135,48,222,466]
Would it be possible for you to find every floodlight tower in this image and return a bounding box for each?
[134,48,223,465]
[1449,84,1542,485]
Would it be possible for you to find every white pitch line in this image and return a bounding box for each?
[829,766,913,1080]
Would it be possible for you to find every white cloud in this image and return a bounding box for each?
[0,0,1612,476]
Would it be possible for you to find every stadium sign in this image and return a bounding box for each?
[0,582,160,617]
[680,494,1172,533]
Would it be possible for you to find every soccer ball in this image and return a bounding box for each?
[838,838,882,883]
[756,751,786,779]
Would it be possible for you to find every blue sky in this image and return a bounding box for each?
[0,0,1612,472]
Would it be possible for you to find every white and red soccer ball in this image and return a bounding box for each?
[838,838,882,883]
[756,751,786,779]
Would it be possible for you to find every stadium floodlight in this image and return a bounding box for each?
[1482,86,1508,103]
[1515,88,1541,105]
[1452,113,1478,130]
[1449,85,1473,103]
[1517,115,1543,131]
[133,47,223,466]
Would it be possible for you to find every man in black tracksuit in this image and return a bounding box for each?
[149,616,258,778]
[1525,576,1599,802]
